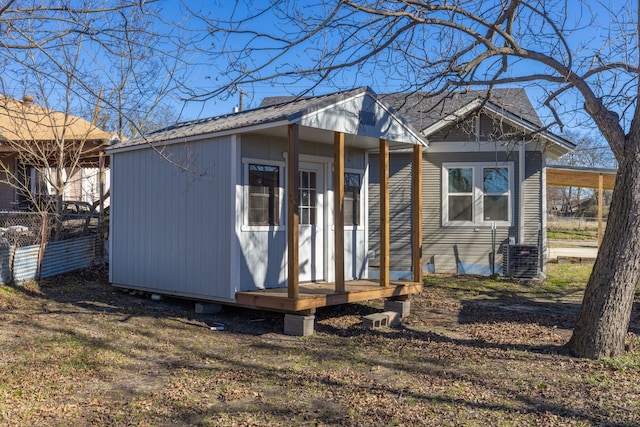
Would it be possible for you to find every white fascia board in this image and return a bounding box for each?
[482,103,575,153]
[107,120,291,155]
[295,91,428,147]
[420,99,483,137]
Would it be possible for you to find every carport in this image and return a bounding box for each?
[546,165,617,247]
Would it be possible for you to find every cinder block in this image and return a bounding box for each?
[195,302,222,314]
[382,311,401,327]
[362,313,389,329]
[384,299,411,318]
[284,314,315,336]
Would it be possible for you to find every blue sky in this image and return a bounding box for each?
[158,0,632,147]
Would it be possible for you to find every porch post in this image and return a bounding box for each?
[287,124,300,299]
[412,145,423,283]
[379,138,389,287]
[334,131,345,292]
[598,173,604,248]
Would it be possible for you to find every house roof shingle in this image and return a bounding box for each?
[111,86,427,151]
[0,95,113,142]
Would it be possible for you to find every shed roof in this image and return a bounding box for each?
[0,95,113,142]
[109,87,427,153]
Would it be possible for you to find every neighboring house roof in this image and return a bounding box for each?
[0,95,113,142]
[262,88,576,158]
[109,86,427,153]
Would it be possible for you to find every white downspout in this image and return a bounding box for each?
[519,142,525,244]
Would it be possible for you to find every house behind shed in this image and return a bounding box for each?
[371,89,575,277]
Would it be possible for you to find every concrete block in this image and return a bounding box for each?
[362,313,389,329]
[284,314,315,336]
[382,311,401,327]
[195,302,222,314]
[384,299,411,318]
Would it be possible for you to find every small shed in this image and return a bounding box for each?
[107,87,427,333]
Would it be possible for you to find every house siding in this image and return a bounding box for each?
[422,151,518,275]
[110,136,235,301]
[523,151,543,244]
[369,147,532,275]
[368,153,414,270]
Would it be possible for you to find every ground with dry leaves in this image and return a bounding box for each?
[1,263,639,426]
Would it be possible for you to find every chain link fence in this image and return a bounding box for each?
[0,212,104,248]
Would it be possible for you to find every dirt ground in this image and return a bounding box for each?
[0,266,639,426]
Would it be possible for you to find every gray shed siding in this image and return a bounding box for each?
[110,136,235,301]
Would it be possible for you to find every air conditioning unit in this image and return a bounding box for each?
[504,244,539,279]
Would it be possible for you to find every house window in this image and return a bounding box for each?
[248,163,280,226]
[443,162,512,225]
[344,172,361,226]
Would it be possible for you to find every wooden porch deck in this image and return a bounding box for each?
[235,280,423,313]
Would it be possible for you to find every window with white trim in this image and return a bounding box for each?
[442,162,513,226]
[247,163,282,226]
[344,172,362,226]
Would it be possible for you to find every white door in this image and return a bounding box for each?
[298,162,324,282]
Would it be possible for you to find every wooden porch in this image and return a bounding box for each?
[237,122,425,315]
[236,280,423,313]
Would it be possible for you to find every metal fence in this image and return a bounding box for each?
[0,212,103,248]
[0,211,107,284]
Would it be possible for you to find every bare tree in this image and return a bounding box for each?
[0,1,187,234]
[200,0,639,359]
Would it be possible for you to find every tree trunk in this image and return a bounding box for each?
[568,149,640,359]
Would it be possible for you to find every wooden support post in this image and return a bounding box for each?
[379,138,389,287]
[334,131,345,292]
[598,173,604,248]
[412,145,423,283]
[287,124,300,299]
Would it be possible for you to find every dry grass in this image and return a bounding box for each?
[0,264,639,426]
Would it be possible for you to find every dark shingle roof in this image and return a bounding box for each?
[378,88,543,131]
[112,87,377,150]
[262,88,542,132]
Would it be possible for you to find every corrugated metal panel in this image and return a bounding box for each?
[368,153,414,269]
[0,246,14,284]
[12,236,97,282]
[13,245,40,282]
[110,136,234,299]
[40,236,96,278]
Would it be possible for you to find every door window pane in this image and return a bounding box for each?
[299,171,317,225]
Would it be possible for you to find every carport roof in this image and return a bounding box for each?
[547,165,617,189]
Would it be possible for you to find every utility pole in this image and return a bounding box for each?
[237,86,247,111]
